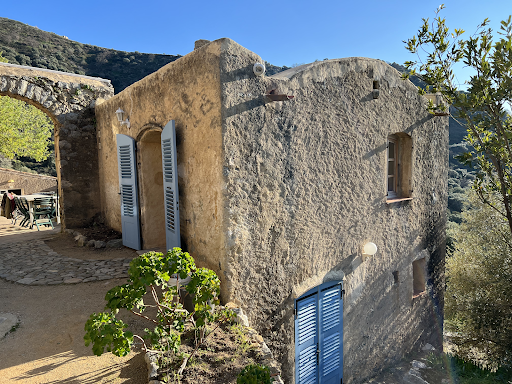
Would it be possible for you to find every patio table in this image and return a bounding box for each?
[18,194,60,228]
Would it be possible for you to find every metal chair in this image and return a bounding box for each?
[33,197,55,230]
[13,197,30,227]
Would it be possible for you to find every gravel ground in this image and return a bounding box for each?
[0,216,147,383]
[0,278,147,384]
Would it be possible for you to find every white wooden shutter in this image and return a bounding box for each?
[116,134,141,250]
[161,120,180,251]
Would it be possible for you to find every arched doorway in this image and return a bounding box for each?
[137,127,166,249]
[116,120,180,251]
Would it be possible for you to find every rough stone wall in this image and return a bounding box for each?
[94,39,447,384]
[0,167,57,194]
[95,41,226,285]
[218,48,448,383]
[0,63,114,228]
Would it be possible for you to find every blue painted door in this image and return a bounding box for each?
[295,282,343,384]
[161,120,180,251]
[116,134,141,250]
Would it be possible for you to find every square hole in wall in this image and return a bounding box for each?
[412,258,426,297]
[392,270,399,285]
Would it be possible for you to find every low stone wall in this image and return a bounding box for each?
[0,167,56,195]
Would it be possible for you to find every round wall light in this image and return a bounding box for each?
[363,242,378,256]
[253,63,266,76]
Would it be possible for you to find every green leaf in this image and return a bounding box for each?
[0,96,53,161]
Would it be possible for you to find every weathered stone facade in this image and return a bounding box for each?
[0,62,114,227]
[95,39,447,384]
[0,167,57,195]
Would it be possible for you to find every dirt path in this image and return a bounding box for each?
[0,217,148,383]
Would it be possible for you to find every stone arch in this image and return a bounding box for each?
[0,62,114,228]
[136,124,163,142]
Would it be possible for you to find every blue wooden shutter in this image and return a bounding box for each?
[116,134,141,250]
[295,282,343,384]
[161,120,181,251]
[319,284,343,384]
[295,293,319,384]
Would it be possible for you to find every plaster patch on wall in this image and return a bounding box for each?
[345,255,367,312]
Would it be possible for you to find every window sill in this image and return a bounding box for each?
[386,197,413,204]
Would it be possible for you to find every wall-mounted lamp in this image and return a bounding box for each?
[362,242,378,256]
[115,108,131,128]
[7,179,14,183]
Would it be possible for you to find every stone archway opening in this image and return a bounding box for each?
[0,62,114,228]
[0,94,56,179]
[136,127,165,249]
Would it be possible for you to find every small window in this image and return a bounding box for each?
[412,258,426,297]
[387,138,397,198]
[386,133,413,201]
[392,270,399,285]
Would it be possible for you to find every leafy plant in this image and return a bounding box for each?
[446,192,512,368]
[237,364,271,384]
[84,248,235,379]
[403,7,512,236]
[448,353,512,383]
[0,95,53,161]
[84,312,133,356]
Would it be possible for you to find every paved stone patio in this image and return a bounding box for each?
[0,216,131,285]
[0,240,131,285]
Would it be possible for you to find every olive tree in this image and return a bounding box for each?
[0,51,53,162]
[403,6,512,235]
[446,192,512,367]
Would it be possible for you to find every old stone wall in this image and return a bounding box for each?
[95,41,227,285]
[94,39,447,384]
[218,46,448,383]
[0,63,114,228]
[0,167,57,194]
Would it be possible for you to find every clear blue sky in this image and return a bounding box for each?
[2,0,510,80]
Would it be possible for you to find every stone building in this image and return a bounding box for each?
[0,167,57,195]
[94,38,448,384]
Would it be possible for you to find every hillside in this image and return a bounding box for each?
[0,18,182,93]
[0,18,292,93]
[0,18,468,182]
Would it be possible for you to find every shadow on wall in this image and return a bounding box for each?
[263,225,444,384]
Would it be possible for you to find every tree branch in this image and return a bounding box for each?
[129,310,159,324]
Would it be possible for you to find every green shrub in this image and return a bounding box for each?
[237,364,271,384]
[84,248,235,378]
[446,193,512,369]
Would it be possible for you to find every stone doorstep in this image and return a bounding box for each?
[144,304,284,384]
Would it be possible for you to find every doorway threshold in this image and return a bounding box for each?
[136,247,167,256]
